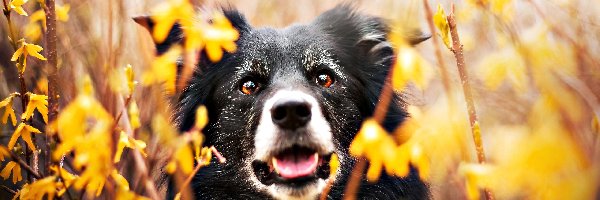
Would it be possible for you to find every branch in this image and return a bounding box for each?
[422,0,453,101]
[45,0,59,178]
[446,4,493,200]
[342,159,367,200]
[10,151,41,179]
[0,185,16,196]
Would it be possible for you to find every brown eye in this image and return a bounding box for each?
[316,72,334,88]
[240,80,259,95]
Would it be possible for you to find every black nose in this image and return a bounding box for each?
[271,99,312,130]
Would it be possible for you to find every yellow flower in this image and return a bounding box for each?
[477,48,527,93]
[23,93,48,123]
[56,4,70,22]
[51,165,77,196]
[19,175,62,200]
[8,122,42,151]
[9,0,29,16]
[112,170,130,191]
[167,144,195,174]
[433,4,450,49]
[460,122,597,199]
[24,22,42,41]
[128,102,141,130]
[349,119,401,181]
[150,0,194,43]
[195,105,208,129]
[114,131,147,163]
[11,40,47,73]
[200,12,239,62]
[1,161,22,184]
[392,46,433,91]
[116,189,151,200]
[0,94,17,126]
[143,46,181,94]
[54,77,114,197]
[125,64,137,95]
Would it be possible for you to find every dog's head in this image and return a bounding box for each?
[138,5,428,199]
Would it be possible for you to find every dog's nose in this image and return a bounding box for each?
[271,99,312,130]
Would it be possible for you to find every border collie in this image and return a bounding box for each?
[138,4,429,199]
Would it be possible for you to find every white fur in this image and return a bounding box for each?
[253,90,335,199]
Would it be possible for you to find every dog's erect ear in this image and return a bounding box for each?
[133,16,183,55]
[133,9,250,56]
[312,5,429,60]
[313,5,394,63]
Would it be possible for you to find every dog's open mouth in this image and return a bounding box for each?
[253,145,331,187]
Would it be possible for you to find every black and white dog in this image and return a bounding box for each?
[139,5,429,199]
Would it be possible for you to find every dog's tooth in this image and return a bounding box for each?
[272,157,279,173]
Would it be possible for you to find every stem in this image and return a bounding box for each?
[116,95,160,200]
[319,175,335,200]
[343,159,367,200]
[422,0,453,101]
[373,67,395,123]
[45,0,59,177]
[10,151,41,179]
[446,4,493,200]
[0,185,16,195]
[2,0,18,49]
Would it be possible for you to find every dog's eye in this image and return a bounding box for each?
[240,79,259,95]
[316,72,334,88]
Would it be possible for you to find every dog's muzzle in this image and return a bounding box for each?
[253,90,335,198]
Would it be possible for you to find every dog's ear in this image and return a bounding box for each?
[133,16,184,55]
[312,5,429,61]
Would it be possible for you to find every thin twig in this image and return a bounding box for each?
[446,4,493,200]
[9,151,41,179]
[422,0,453,101]
[117,94,160,200]
[319,173,336,200]
[0,185,16,195]
[343,159,366,200]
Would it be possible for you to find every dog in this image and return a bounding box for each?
[137,4,429,199]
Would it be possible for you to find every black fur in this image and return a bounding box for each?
[147,5,429,199]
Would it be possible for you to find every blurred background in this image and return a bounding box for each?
[1,0,599,199]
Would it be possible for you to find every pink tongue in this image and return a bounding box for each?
[272,153,319,179]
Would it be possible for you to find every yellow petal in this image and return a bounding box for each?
[11,47,23,61]
[205,42,224,62]
[125,64,136,94]
[56,4,70,22]
[366,160,383,182]
[329,153,339,177]
[21,130,35,151]
[128,102,141,130]
[8,123,25,150]
[433,4,450,49]
[114,132,128,163]
[13,163,21,183]
[111,170,130,191]
[23,93,49,123]
[24,43,47,60]
[10,0,28,16]
[1,161,17,180]
[195,105,208,129]
[1,102,17,126]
